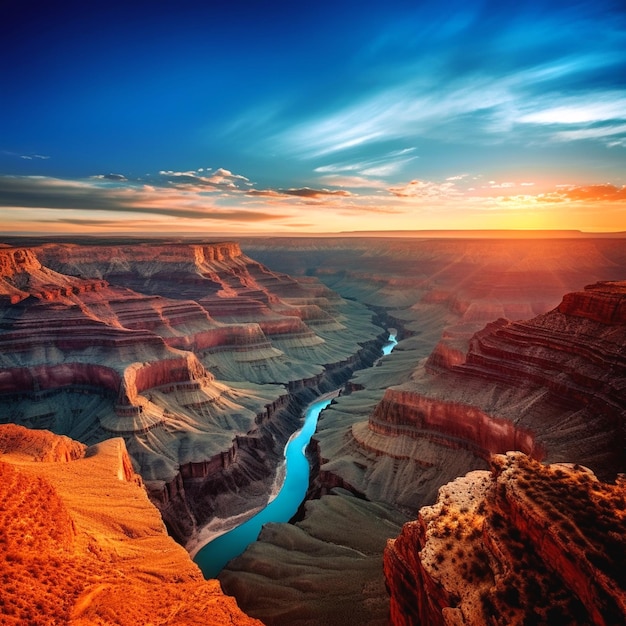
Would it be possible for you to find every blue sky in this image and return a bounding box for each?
[1,0,625,233]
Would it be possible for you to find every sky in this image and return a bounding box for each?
[1,0,625,235]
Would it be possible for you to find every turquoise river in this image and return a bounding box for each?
[194,332,398,577]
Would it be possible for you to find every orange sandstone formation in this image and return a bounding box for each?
[0,423,260,626]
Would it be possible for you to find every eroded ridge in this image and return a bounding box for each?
[0,423,260,625]
[385,452,626,626]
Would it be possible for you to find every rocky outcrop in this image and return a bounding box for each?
[384,452,626,626]
[0,424,260,625]
[558,280,626,324]
[0,422,85,462]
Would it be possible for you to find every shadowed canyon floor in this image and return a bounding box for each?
[1,235,626,624]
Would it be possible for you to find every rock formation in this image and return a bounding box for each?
[0,241,384,546]
[0,423,260,625]
[218,238,626,625]
[384,452,626,626]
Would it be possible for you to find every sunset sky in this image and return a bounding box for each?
[1,0,625,235]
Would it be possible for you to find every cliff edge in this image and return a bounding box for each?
[385,452,626,625]
[0,424,260,625]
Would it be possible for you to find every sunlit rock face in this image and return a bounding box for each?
[0,423,260,626]
[377,281,626,483]
[385,452,626,626]
[0,241,383,543]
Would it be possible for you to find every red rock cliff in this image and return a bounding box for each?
[384,452,626,626]
[373,281,626,480]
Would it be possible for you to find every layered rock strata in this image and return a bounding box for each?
[384,452,626,626]
[0,423,259,625]
[0,241,383,546]
[314,281,626,517]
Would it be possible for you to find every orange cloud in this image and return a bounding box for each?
[387,179,458,198]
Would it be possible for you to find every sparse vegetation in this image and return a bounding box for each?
[423,454,625,625]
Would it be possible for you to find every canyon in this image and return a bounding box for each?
[1,235,625,624]
[0,240,384,547]
[219,237,626,624]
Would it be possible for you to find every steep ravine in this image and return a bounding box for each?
[156,333,387,547]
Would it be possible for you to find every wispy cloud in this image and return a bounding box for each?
[0,175,286,222]
[158,167,252,191]
[269,47,626,161]
[20,154,50,160]
[387,179,459,199]
[92,173,128,181]
[316,174,388,189]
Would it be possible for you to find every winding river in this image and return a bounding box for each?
[194,331,398,578]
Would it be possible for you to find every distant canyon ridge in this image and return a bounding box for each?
[1,234,625,625]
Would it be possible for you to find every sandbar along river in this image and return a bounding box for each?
[194,331,398,577]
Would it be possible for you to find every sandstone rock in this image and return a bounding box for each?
[0,424,260,625]
[384,452,626,626]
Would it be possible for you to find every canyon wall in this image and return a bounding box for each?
[311,280,626,519]
[217,237,626,625]
[0,240,384,546]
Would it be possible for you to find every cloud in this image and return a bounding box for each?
[387,179,458,198]
[281,187,351,198]
[541,184,626,203]
[491,184,626,208]
[0,175,286,222]
[551,123,626,143]
[248,186,351,199]
[313,149,418,185]
[92,173,128,181]
[316,174,388,189]
[158,167,251,191]
[518,94,626,126]
[488,181,515,189]
[267,38,626,161]
[18,153,50,160]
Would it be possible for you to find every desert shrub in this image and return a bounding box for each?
[469,558,490,581]
[499,582,521,608]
